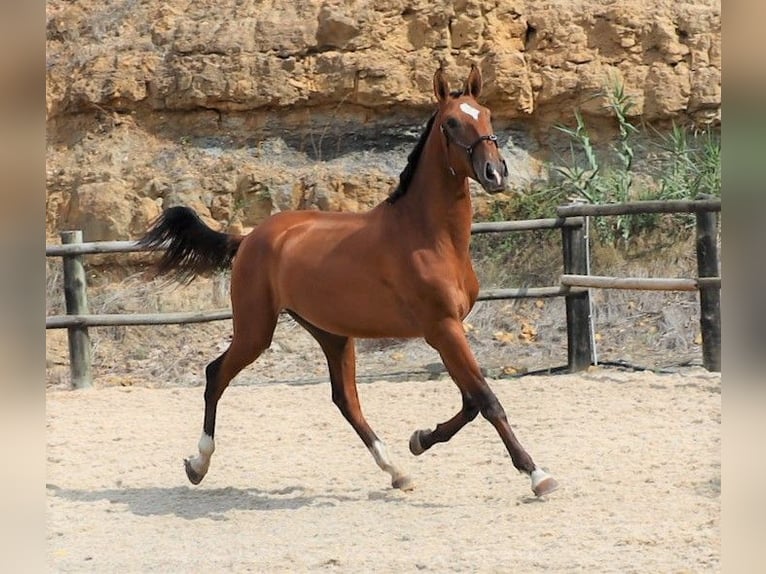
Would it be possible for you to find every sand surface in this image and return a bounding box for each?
[47,367,720,572]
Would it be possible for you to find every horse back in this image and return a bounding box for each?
[231,208,478,338]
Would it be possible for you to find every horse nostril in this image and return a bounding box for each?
[485,162,502,186]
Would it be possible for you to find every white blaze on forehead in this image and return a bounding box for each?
[459,102,480,120]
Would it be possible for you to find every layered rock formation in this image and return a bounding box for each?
[46,0,720,241]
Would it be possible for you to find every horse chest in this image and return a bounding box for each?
[454,270,480,318]
[409,252,478,319]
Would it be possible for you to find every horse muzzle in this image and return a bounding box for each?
[474,157,509,194]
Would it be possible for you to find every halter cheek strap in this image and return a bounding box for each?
[441,125,499,155]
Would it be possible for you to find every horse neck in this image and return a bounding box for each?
[395,134,474,253]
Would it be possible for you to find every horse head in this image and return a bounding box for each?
[433,65,509,194]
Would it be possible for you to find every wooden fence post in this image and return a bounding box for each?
[695,196,721,372]
[61,230,93,388]
[561,220,593,372]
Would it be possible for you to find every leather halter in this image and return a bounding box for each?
[441,126,499,156]
[440,124,500,177]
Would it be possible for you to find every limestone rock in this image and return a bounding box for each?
[61,182,161,242]
[45,0,720,241]
[47,0,720,122]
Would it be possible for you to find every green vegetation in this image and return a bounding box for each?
[471,80,720,284]
[537,81,719,244]
[490,86,718,229]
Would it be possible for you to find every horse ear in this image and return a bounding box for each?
[463,64,482,98]
[433,66,450,103]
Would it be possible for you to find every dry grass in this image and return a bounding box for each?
[45,231,708,390]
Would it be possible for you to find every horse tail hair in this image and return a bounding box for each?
[138,206,244,284]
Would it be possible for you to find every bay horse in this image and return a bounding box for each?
[139,65,558,497]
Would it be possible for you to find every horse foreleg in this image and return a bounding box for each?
[291,314,414,491]
[425,319,559,497]
[408,391,479,455]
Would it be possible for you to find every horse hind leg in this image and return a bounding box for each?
[183,352,227,485]
[184,319,275,485]
[290,313,414,491]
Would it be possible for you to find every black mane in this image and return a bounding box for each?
[386,112,437,204]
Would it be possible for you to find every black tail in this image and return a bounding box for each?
[138,206,243,284]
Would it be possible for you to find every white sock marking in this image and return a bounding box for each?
[198,433,215,457]
[189,432,215,476]
[530,468,550,488]
[369,440,411,487]
[369,440,394,472]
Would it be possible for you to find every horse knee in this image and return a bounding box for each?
[462,395,480,422]
[477,392,507,424]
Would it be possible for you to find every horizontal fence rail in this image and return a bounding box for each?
[46,287,592,329]
[560,274,722,292]
[46,217,586,257]
[556,198,721,217]
[45,240,158,257]
[45,217,588,331]
[46,199,721,388]
[48,201,717,253]
[46,309,234,328]
[477,286,587,300]
[470,217,583,233]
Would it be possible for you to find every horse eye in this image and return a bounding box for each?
[445,117,459,130]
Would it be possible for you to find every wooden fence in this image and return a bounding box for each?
[46,198,721,388]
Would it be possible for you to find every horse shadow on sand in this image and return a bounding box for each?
[46,483,447,521]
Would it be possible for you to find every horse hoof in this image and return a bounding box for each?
[530,469,559,497]
[392,475,416,491]
[184,458,205,485]
[409,430,427,456]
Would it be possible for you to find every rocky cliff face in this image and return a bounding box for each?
[46,0,720,241]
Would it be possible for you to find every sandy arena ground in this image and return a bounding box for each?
[47,367,720,572]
